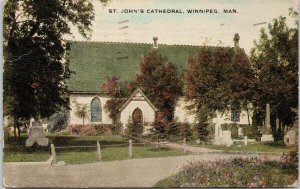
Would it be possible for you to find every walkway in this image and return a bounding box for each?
[3,154,280,187]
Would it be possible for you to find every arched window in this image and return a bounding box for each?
[91,97,102,122]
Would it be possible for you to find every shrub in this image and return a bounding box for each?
[48,110,69,132]
[111,122,123,135]
[166,122,193,141]
[125,121,143,138]
[68,124,113,135]
[68,125,96,135]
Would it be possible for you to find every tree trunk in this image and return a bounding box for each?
[13,117,17,138]
[83,118,85,126]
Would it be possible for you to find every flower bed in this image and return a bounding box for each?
[155,154,298,187]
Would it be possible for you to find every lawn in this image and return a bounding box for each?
[4,133,186,163]
[56,145,185,164]
[187,141,292,153]
[154,155,298,187]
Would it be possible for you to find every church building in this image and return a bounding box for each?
[67,36,253,133]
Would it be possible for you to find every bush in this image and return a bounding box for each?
[111,122,123,135]
[221,123,261,139]
[125,121,143,138]
[48,110,69,132]
[68,124,113,135]
[68,125,96,135]
[166,122,193,140]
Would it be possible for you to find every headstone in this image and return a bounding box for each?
[289,130,296,145]
[244,136,248,146]
[285,129,296,146]
[222,130,233,146]
[261,103,274,142]
[25,121,49,147]
[196,139,200,144]
[238,127,244,137]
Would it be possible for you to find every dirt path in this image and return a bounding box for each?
[3,154,280,187]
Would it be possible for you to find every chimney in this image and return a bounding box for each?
[233,33,240,49]
[153,37,158,48]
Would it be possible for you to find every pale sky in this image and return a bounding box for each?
[67,0,298,54]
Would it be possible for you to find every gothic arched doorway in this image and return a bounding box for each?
[132,108,143,135]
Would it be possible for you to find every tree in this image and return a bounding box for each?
[102,76,133,124]
[185,45,254,141]
[3,0,109,137]
[250,8,298,138]
[136,51,182,122]
[73,100,89,126]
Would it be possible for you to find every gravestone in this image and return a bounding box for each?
[25,121,49,147]
[285,129,296,146]
[238,127,244,137]
[222,130,233,146]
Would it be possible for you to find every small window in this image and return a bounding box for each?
[231,112,240,122]
[91,97,102,122]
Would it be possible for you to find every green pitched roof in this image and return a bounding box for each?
[66,41,242,92]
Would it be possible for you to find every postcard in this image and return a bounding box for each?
[2,0,298,188]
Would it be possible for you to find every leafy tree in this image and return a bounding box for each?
[136,51,182,121]
[73,100,89,126]
[102,76,133,124]
[250,8,298,138]
[3,0,109,137]
[185,44,254,141]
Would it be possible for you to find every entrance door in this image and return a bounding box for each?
[132,108,143,134]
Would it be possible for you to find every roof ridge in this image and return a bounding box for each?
[67,40,237,49]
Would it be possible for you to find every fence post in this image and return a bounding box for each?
[96,141,102,161]
[50,143,56,165]
[183,137,186,154]
[129,139,132,158]
[244,136,248,146]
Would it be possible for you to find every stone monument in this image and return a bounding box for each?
[261,103,274,142]
[213,123,233,146]
[26,121,49,147]
[285,129,296,146]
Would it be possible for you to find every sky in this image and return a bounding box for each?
[68,0,298,54]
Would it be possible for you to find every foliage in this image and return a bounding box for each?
[68,124,96,135]
[111,122,123,135]
[104,98,125,123]
[250,8,298,132]
[73,100,89,126]
[155,156,298,187]
[48,110,69,132]
[221,123,261,139]
[184,44,254,141]
[3,0,110,137]
[136,51,182,121]
[125,119,143,138]
[102,76,131,124]
[68,124,113,135]
[149,112,168,141]
[166,121,193,140]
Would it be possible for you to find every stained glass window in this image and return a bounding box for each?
[91,97,102,122]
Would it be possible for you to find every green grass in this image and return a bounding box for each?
[4,133,185,163]
[187,141,292,153]
[56,146,186,164]
[154,156,298,187]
